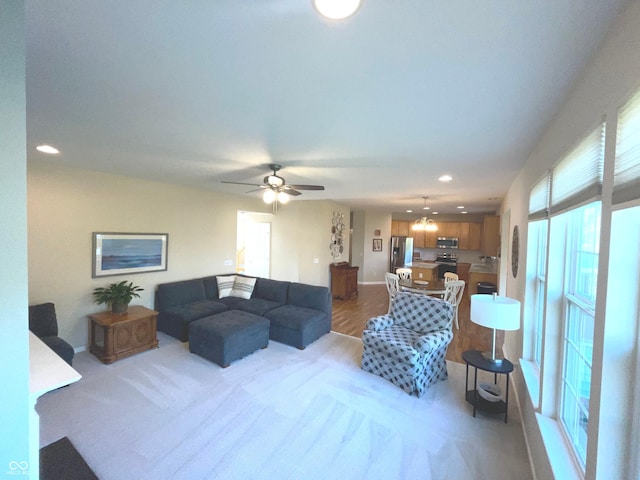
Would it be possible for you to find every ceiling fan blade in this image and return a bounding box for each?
[221,181,263,187]
[287,184,325,191]
[282,189,302,196]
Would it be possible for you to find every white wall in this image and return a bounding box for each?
[27,160,348,349]
[500,1,640,478]
[360,211,392,283]
[0,0,31,473]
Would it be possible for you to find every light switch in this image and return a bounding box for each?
[313,258,319,264]
[224,259,232,266]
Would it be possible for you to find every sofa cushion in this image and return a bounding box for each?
[215,296,245,309]
[233,298,283,316]
[264,304,326,330]
[230,276,256,299]
[253,278,290,303]
[202,275,219,299]
[216,275,236,298]
[287,283,330,312]
[157,279,206,311]
[164,299,228,323]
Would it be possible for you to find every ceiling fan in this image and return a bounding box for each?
[221,164,324,209]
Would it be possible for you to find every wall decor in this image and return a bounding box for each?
[511,225,519,278]
[330,212,345,262]
[92,232,168,278]
[373,238,382,252]
[374,229,381,236]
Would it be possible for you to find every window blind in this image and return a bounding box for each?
[614,88,640,204]
[550,124,605,215]
[529,172,550,220]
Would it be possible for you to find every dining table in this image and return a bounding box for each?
[399,278,447,297]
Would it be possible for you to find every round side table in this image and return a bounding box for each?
[462,350,514,423]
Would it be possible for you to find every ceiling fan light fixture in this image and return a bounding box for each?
[263,189,276,204]
[266,174,284,187]
[313,0,361,20]
[277,191,289,204]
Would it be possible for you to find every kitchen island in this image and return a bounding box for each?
[404,262,438,283]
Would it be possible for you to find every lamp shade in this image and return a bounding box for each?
[470,294,521,331]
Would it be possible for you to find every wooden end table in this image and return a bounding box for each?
[89,305,159,364]
[462,349,513,423]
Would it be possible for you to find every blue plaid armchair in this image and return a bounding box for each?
[361,292,454,396]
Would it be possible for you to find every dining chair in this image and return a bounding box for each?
[395,268,412,281]
[384,272,400,314]
[443,280,465,329]
[444,272,459,283]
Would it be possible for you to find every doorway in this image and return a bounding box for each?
[237,211,271,278]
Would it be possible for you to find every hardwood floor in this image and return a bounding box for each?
[331,283,504,364]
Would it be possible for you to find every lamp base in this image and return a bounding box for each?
[481,351,504,364]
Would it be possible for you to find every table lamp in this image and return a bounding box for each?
[470,293,521,364]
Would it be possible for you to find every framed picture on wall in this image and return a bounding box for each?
[92,232,168,278]
[373,238,382,252]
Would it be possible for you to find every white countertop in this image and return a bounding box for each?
[29,332,81,398]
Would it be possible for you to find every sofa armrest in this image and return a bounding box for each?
[365,315,394,331]
[414,330,453,355]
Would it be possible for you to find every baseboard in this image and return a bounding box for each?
[359,281,385,285]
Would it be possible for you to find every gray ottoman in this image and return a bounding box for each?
[188,310,269,367]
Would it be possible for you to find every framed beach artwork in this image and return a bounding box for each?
[372,238,382,252]
[92,232,168,278]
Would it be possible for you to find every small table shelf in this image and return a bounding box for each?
[462,349,513,423]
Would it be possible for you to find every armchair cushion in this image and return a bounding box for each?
[365,315,394,332]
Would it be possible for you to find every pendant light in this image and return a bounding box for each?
[412,197,438,231]
[313,0,361,20]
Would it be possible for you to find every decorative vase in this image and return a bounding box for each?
[111,302,128,315]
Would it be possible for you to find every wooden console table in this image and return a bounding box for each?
[330,262,359,299]
[89,305,158,364]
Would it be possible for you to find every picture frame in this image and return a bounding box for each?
[92,232,168,278]
[372,238,382,252]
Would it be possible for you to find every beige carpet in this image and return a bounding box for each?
[37,332,532,480]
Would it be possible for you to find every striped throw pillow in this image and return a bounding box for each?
[231,276,256,299]
[216,275,236,298]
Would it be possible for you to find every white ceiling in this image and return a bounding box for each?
[25,0,628,215]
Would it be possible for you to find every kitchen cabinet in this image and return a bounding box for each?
[412,229,425,248]
[457,262,471,284]
[391,220,399,236]
[481,216,500,256]
[469,272,498,295]
[425,229,437,248]
[443,222,461,238]
[468,222,482,251]
[330,262,359,299]
[398,221,410,237]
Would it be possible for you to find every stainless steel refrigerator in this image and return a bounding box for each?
[389,236,414,273]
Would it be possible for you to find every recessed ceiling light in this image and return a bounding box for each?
[313,0,361,20]
[461,211,468,214]
[432,212,439,215]
[423,206,430,210]
[438,175,452,182]
[457,206,464,209]
[406,209,413,213]
[36,145,60,155]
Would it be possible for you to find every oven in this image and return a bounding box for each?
[435,253,458,279]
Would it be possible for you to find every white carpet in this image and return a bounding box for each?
[37,332,533,480]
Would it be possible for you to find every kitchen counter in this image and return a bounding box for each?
[405,262,438,269]
[469,263,498,274]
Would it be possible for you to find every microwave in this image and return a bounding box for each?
[436,237,459,249]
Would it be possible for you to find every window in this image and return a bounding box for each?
[532,220,547,367]
[559,202,600,467]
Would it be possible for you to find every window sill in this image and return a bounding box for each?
[519,359,540,409]
[536,414,584,480]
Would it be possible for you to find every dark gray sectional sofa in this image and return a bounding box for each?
[155,275,332,350]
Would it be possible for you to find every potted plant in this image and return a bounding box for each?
[92,280,144,314]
